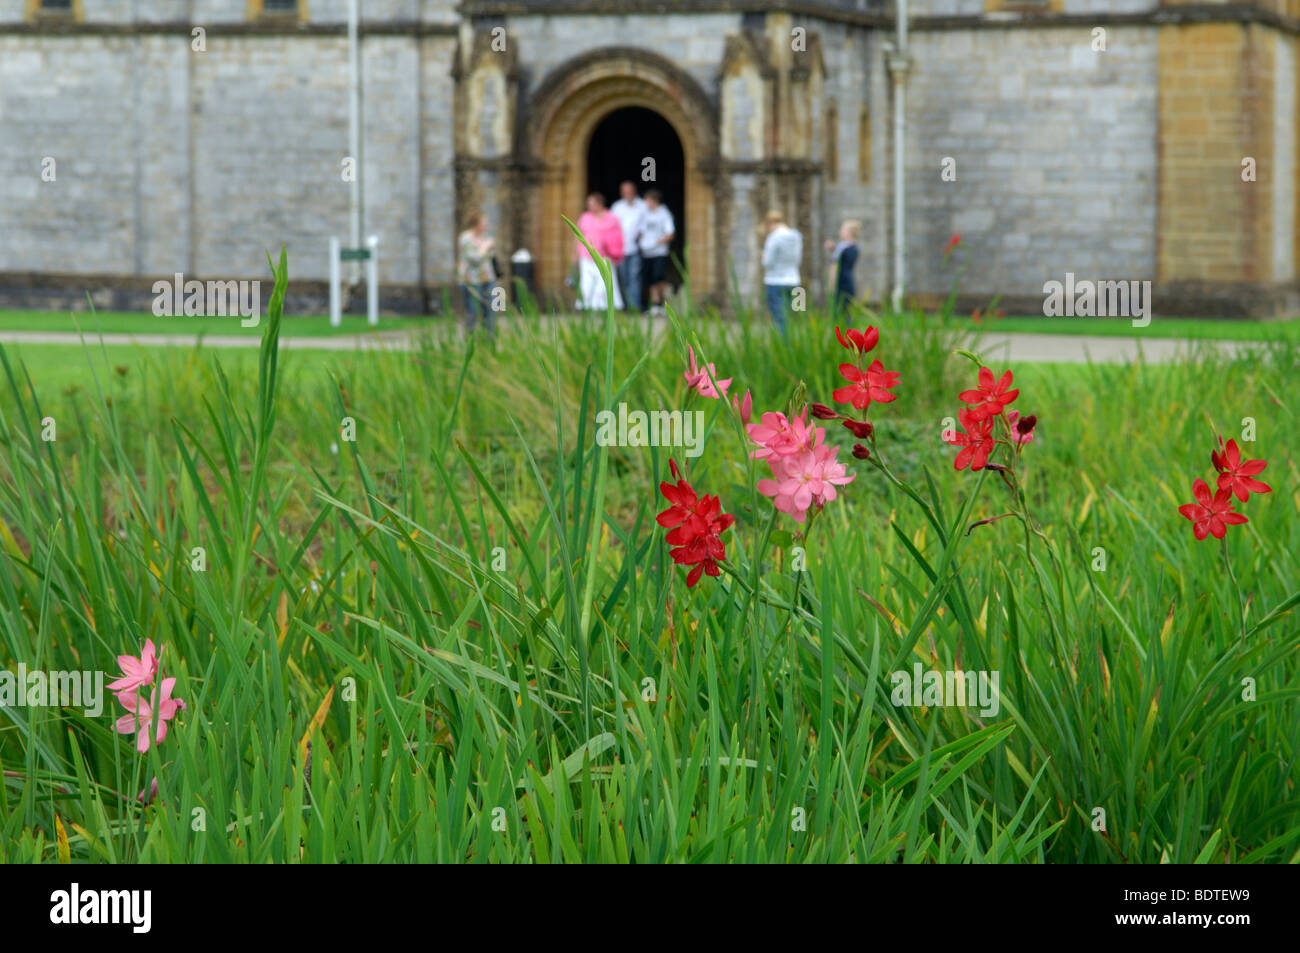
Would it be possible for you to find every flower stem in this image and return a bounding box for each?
[1221,539,1248,642]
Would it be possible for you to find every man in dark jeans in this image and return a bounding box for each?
[825,219,860,319]
[610,181,646,312]
[761,209,802,334]
[639,190,675,316]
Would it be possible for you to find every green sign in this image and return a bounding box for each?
[339,248,371,261]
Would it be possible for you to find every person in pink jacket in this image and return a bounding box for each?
[573,191,625,311]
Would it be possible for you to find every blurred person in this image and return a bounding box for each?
[762,210,802,334]
[574,191,625,311]
[639,189,675,316]
[824,219,861,318]
[457,209,497,334]
[610,180,646,312]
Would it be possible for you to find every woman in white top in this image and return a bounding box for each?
[761,210,802,335]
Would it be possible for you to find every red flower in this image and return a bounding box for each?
[832,359,900,410]
[959,367,1019,420]
[944,409,995,471]
[1211,438,1271,502]
[944,234,961,255]
[656,459,735,587]
[1178,478,1248,540]
[834,325,879,355]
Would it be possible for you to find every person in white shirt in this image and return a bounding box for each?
[639,189,675,315]
[610,181,647,312]
[761,210,802,335]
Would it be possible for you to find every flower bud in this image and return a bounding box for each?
[852,443,871,460]
[810,402,839,420]
[1015,413,1037,437]
[842,418,874,439]
[732,389,753,425]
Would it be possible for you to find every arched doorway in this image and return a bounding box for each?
[586,106,686,287]
[523,49,718,303]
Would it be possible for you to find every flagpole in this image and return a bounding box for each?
[347,0,361,284]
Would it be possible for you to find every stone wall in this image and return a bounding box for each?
[0,35,143,275]
[1156,22,1298,313]
[2,1,1298,315]
[508,12,742,111]
[900,25,1159,306]
[0,27,459,307]
[817,20,881,300]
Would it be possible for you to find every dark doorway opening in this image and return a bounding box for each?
[586,106,685,292]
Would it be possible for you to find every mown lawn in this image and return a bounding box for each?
[4,306,1298,343]
[1,260,1297,863]
[0,310,411,338]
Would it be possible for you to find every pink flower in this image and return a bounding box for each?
[747,411,819,462]
[684,346,731,399]
[731,389,753,424]
[115,678,186,753]
[107,639,158,693]
[757,443,855,523]
[138,777,159,805]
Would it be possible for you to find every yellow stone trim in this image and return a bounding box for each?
[984,0,1063,12]
[247,0,308,23]
[25,0,84,22]
[1155,22,1284,283]
[534,70,717,297]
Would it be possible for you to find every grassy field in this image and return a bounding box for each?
[0,310,408,338]
[1,256,1297,863]
[5,307,1299,343]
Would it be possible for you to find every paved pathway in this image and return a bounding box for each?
[0,325,1265,364]
[972,331,1264,364]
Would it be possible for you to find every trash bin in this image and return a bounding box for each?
[510,249,534,306]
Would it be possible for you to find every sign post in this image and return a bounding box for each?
[329,236,341,326]
[366,234,378,326]
[329,236,380,327]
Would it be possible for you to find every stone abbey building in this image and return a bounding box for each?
[3,0,1298,317]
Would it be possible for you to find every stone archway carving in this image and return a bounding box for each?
[519,49,720,301]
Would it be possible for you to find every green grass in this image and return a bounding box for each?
[0,310,413,338]
[5,307,1298,343]
[1,259,1297,863]
[0,342,349,395]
